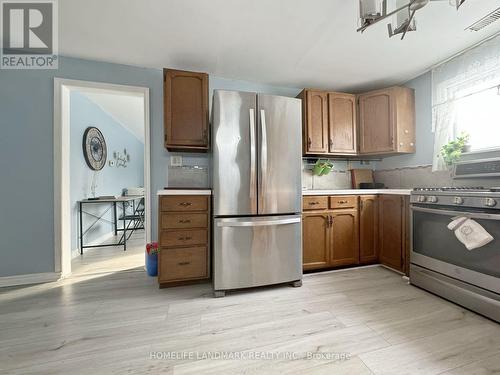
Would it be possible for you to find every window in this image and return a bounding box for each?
[455,86,500,151]
[431,34,500,171]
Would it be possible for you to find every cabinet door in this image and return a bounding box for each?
[379,195,404,272]
[164,69,209,151]
[359,195,378,264]
[328,93,357,154]
[330,210,359,267]
[395,87,416,153]
[303,213,330,270]
[359,89,395,154]
[305,90,328,154]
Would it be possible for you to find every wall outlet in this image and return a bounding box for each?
[170,155,183,167]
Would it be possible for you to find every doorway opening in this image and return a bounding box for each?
[54,79,151,277]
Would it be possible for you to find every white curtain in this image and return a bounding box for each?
[432,34,500,171]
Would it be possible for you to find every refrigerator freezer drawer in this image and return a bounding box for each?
[214,215,302,291]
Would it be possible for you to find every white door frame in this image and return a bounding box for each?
[53,78,151,277]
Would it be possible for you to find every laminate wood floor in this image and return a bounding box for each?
[1,266,499,374]
[72,230,145,276]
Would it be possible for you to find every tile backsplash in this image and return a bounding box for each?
[167,166,209,188]
[374,164,500,189]
[302,160,376,190]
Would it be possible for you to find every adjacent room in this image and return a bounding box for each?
[0,1,499,374]
[69,87,147,276]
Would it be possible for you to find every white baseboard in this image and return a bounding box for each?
[380,264,405,276]
[0,272,61,288]
[72,231,115,258]
[303,264,381,277]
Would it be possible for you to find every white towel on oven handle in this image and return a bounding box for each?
[447,216,494,251]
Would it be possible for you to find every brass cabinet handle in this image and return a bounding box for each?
[338,200,349,204]
[179,202,192,207]
[329,139,334,147]
[178,261,191,266]
[179,219,191,224]
[307,137,312,147]
[309,201,320,205]
[178,236,192,241]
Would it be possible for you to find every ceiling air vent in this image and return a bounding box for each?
[466,7,500,32]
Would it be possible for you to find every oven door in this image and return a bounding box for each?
[411,205,500,294]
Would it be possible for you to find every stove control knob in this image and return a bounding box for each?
[418,195,427,203]
[428,196,438,203]
[485,198,497,207]
[454,197,464,205]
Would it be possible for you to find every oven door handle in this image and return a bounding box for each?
[411,206,500,221]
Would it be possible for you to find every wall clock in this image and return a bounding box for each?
[82,127,107,171]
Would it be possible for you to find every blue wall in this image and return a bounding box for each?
[0,56,301,277]
[0,56,162,277]
[376,72,433,170]
[70,91,144,253]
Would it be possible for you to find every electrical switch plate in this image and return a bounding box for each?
[170,155,183,167]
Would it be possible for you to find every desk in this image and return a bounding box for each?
[78,196,144,254]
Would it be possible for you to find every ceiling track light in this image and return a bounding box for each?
[358,0,467,40]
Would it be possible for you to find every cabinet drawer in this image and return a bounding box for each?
[160,196,208,212]
[161,213,208,229]
[159,246,208,282]
[303,196,328,210]
[329,196,358,209]
[160,229,208,247]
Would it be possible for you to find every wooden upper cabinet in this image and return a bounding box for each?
[303,213,330,270]
[358,86,415,155]
[330,209,359,267]
[328,93,357,154]
[301,90,329,154]
[299,89,357,156]
[164,69,209,152]
[379,195,404,272]
[359,195,378,264]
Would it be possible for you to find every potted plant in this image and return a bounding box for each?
[145,242,159,276]
[440,132,470,166]
[312,160,334,176]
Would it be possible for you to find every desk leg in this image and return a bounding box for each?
[113,202,118,236]
[79,202,83,255]
[123,201,127,251]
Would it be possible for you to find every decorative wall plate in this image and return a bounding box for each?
[83,127,107,171]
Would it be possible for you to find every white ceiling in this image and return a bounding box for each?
[80,91,145,142]
[60,0,500,91]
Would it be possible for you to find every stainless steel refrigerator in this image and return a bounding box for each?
[212,90,303,296]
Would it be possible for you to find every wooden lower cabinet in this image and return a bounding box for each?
[158,195,210,287]
[378,195,405,272]
[303,213,330,270]
[303,194,408,274]
[330,210,359,267]
[359,195,379,264]
[303,198,359,270]
[158,246,208,283]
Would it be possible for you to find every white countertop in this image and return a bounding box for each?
[158,189,409,196]
[302,189,412,196]
[157,189,212,196]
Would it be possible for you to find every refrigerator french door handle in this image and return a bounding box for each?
[216,217,301,227]
[249,108,257,212]
[260,109,268,211]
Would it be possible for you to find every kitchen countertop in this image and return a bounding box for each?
[302,189,412,196]
[157,189,212,195]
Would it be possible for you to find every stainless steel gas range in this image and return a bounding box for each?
[410,187,500,322]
